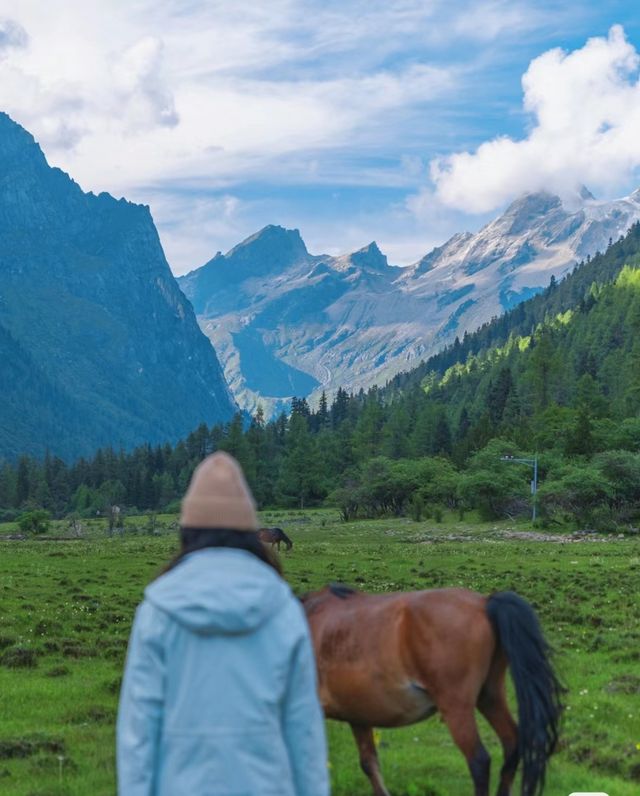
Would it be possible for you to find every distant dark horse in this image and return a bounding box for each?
[302,584,563,796]
[258,527,293,552]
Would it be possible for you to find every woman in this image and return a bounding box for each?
[117,452,329,796]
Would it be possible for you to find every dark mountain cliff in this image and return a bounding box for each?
[0,113,236,460]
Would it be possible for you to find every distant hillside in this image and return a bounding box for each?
[387,222,640,395]
[0,113,236,460]
[180,188,640,417]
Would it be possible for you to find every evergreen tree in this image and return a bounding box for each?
[277,413,321,508]
[456,407,471,441]
[219,413,254,484]
[432,413,452,455]
[564,406,594,457]
[316,391,329,430]
[331,388,349,427]
[16,456,30,507]
[487,367,513,426]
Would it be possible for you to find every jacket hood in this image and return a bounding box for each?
[145,548,290,635]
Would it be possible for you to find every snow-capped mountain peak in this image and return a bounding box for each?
[178,185,640,417]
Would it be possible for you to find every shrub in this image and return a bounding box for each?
[17,509,50,535]
[409,494,424,522]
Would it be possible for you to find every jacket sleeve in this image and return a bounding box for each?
[282,610,330,796]
[117,601,168,796]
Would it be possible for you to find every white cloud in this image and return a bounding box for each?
[112,36,179,131]
[431,25,640,212]
[149,192,247,275]
[0,0,541,187]
[452,0,541,42]
[0,0,572,269]
[0,17,27,54]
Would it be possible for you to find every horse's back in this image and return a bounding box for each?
[306,587,496,726]
[337,587,494,674]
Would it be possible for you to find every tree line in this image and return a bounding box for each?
[2,227,640,531]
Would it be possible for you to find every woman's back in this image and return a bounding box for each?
[117,452,329,796]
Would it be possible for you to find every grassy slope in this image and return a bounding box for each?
[0,511,638,795]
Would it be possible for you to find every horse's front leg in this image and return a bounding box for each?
[350,724,391,796]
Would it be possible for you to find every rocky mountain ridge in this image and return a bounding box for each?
[180,186,640,417]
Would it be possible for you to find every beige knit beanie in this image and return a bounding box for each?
[180,452,259,531]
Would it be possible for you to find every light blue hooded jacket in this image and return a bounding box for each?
[117,548,329,796]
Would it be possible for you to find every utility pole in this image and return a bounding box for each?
[500,455,539,522]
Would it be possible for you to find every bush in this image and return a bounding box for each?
[538,463,615,527]
[458,440,530,520]
[17,509,50,535]
[409,494,424,522]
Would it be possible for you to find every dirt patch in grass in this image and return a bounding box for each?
[67,705,115,725]
[45,665,71,678]
[605,673,640,694]
[0,736,65,760]
[0,645,39,668]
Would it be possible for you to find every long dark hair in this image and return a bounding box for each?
[161,527,282,576]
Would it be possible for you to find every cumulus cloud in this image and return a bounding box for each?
[431,25,640,212]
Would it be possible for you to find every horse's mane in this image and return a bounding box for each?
[299,582,357,612]
[329,582,357,599]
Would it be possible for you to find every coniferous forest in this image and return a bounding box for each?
[3,224,640,531]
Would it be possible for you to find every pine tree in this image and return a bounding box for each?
[564,406,594,457]
[432,413,452,455]
[16,456,30,507]
[317,391,329,429]
[219,413,255,484]
[456,407,471,441]
[277,413,320,508]
[246,407,271,506]
[381,405,410,459]
[487,367,513,426]
[331,388,349,427]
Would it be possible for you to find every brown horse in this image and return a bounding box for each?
[302,584,563,796]
[258,527,293,551]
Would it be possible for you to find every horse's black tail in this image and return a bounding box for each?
[486,592,564,796]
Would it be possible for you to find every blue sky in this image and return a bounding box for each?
[1,1,640,272]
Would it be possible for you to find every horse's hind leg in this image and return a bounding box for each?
[350,724,391,796]
[478,668,518,796]
[439,702,491,796]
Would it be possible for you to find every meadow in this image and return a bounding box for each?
[0,511,639,795]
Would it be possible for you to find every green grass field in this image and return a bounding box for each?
[0,512,639,795]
